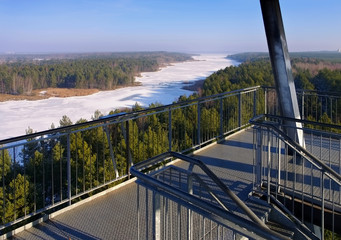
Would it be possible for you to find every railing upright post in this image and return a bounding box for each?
[277,136,281,193]
[104,125,119,178]
[301,90,305,120]
[187,174,193,240]
[238,92,242,128]
[197,102,201,146]
[321,172,325,240]
[253,89,257,117]
[267,128,271,204]
[137,184,141,240]
[330,97,333,123]
[126,121,131,178]
[168,107,172,152]
[67,133,71,206]
[153,191,161,240]
[220,98,224,138]
[255,128,263,190]
[264,87,268,115]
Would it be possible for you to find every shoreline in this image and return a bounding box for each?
[0,78,205,103]
[0,83,142,102]
[0,59,202,103]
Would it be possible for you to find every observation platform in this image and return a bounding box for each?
[2,86,340,239]
[13,129,256,239]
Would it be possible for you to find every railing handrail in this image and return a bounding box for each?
[263,86,341,98]
[0,85,261,145]
[250,115,341,186]
[130,152,281,233]
[266,114,341,131]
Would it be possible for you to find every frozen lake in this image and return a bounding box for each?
[0,54,237,140]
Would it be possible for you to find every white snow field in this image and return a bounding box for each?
[0,54,237,140]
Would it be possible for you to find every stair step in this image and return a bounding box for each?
[267,220,295,239]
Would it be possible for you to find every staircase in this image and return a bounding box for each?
[131,152,321,239]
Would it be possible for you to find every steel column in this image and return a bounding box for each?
[260,0,304,146]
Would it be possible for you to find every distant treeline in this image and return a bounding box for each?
[0,52,192,95]
[201,59,341,96]
[228,51,341,63]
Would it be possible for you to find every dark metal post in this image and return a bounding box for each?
[220,98,224,137]
[67,133,71,206]
[126,121,131,178]
[168,107,172,152]
[238,93,242,128]
[197,102,201,146]
[260,0,304,146]
[253,90,257,117]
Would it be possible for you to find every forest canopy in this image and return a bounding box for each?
[0,52,192,95]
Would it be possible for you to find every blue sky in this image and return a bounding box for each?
[0,0,340,53]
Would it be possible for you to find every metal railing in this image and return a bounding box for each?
[1,85,340,237]
[131,152,286,240]
[251,114,341,239]
[264,87,341,124]
[0,86,262,233]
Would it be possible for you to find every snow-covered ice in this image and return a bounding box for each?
[0,54,237,140]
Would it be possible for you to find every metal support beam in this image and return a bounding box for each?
[260,0,304,147]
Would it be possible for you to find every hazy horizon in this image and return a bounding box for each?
[1,0,340,54]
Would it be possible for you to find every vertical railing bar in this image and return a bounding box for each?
[253,128,255,189]
[13,147,16,221]
[187,173,193,240]
[67,133,71,205]
[137,184,140,240]
[51,141,54,206]
[276,136,280,199]
[284,143,288,208]
[315,97,318,121]
[293,142,296,215]
[301,156,304,222]
[210,220,213,240]
[302,90,305,120]
[75,133,78,195]
[220,98,223,138]
[339,138,341,205]
[177,202,181,240]
[330,97,333,122]
[163,193,166,240]
[170,198,173,240]
[126,121,132,178]
[42,142,45,208]
[168,107,172,152]
[203,217,206,239]
[267,128,271,203]
[321,172,325,240]
[264,87,267,115]
[2,149,6,224]
[82,134,85,192]
[310,131,314,225]
[102,129,105,184]
[34,146,37,212]
[332,184,335,240]
[96,135,99,185]
[238,92,242,128]
[60,137,63,201]
[146,187,149,240]
[329,136,332,201]
[197,102,201,147]
[253,89,257,117]
[90,136,92,190]
[24,145,27,217]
